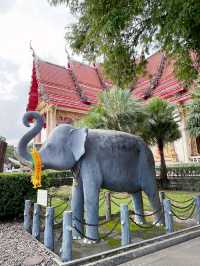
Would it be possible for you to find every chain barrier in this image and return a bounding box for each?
[73,214,119,227]
[171,204,196,221]
[129,210,163,229]
[171,200,195,210]
[73,217,121,241]
[53,201,68,209]
[165,195,193,204]
[72,226,99,242]
[130,207,162,218]
[171,204,195,216]
[54,204,69,223]
[99,194,105,201]
[111,199,121,208]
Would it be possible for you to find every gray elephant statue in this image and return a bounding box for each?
[17,112,163,242]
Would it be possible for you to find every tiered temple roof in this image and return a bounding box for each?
[27,51,191,112]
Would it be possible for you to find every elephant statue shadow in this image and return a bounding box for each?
[17,112,164,243]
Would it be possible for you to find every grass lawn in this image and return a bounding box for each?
[50,186,197,219]
[48,186,197,248]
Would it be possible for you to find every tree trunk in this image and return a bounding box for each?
[0,141,7,172]
[157,140,168,189]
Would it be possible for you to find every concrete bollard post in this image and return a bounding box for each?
[163,199,173,233]
[24,200,32,233]
[32,203,40,240]
[159,191,166,226]
[105,192,111,221]
[194,195,200,224]
[120,204,130,246]
[159,191,165,206]
[61,211,72,262]
[44,207,54,251]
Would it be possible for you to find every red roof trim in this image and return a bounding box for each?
[27,61,39,111]
[26,52,191,115]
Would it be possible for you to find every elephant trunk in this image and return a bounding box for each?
[17,112,44,167]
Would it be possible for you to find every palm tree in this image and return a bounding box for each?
[187,77,200,137]
[77,88,147,134]
[142,97,181,186]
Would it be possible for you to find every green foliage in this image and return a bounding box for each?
[0,136,6,142]
[142,97,181,145]
[156,163,200,177]
[0,171,70,220]
[5,144,15,162]
[48,0,200,87]
[76,88,147,134]
[143,97,181,182]
[187,77,200,137]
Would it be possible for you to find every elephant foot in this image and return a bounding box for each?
[73,235,82,240]
[153,221,164,226]
[83,238,98,244]
[133,216,146,225]
[135,220,146,225]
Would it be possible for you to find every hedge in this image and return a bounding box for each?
[156,163,200,178]
[0,171,72,220]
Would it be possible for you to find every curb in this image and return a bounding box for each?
[53,225,200,266]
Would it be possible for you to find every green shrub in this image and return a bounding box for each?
[155,163,200,178]
[0,171,72,221]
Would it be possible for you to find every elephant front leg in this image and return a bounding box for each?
[132,191,145,224]
[83,182,99,243]
[84,193,99,243]
[71,178,84,239]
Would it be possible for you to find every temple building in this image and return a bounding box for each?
[26,51,200,163]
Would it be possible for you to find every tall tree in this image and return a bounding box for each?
[48,0,200,87]
[76,88,147,134]
[0,136,7,172]
[142,97,180,186]
[187,77,200,137]
[5,145,15,162]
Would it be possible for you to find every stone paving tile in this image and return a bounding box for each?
[119,237,200,266]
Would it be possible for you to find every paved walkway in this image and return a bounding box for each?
[120,237,200,266]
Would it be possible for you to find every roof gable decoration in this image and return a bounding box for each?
[68,62,91,105]
[143,53,166,99]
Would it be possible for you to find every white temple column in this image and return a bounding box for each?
[174,105,190,162]
[46,107,57,137]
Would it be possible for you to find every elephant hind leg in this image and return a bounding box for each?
[143,187,164,225]
[131,191,145,224]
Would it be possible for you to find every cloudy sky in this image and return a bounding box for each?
[0,0,77,145]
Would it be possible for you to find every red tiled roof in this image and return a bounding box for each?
[27,58,105,112]
[132,52,190,103]
[27,52,191,112]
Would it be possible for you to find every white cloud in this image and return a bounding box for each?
[0,0,77,145]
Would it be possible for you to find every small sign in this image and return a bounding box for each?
[37,189,48,206]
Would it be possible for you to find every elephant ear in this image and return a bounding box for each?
[68,128,88,161]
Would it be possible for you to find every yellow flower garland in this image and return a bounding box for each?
[31,148,42,189]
